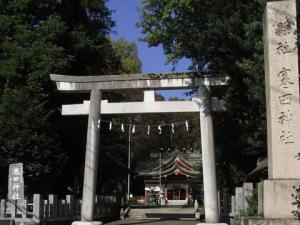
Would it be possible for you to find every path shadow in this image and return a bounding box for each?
[105,219,197,225]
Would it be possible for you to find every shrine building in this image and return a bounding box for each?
[135,149,201,205]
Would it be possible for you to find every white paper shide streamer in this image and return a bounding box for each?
[97,119,101,129]
[185,120,189,132]
[158,125,162,135]
[97,117,198,135]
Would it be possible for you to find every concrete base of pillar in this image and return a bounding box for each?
[242,218,300,225]
[258,179,300,218]
[197,223,228,225]
[72,221,103,225]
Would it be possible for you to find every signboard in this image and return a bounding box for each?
[8,163,24,201]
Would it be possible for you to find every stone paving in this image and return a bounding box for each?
[104,219,198,225]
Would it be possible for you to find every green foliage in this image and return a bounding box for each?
[0,1,68,194]
[98,40,142,197]
[138,0,269,189]
[235,188,258,225]
[292,186,300,220]
[113,38,142,74]
[242,187,258,217]
[0,0,122,195]
[188,163,203,204]
[292,185,300,219]
[296,152,300,160]
[0,87,67,192]
[127,198,140,206]
[131,112,201,160]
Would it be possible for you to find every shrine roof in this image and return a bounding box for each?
[135,150,201,177]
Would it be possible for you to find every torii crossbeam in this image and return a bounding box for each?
[50,72,228,225]
[61,92,225,115]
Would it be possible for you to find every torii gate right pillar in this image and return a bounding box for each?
[197,86,226,225]
[199,86,218,223]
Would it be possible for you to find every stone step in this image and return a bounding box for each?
[128,207,196,220]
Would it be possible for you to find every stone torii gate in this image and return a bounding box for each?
[50,73,228,225]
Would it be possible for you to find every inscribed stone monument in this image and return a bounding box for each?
[258,0,300,221]
[8,163,24,202]
[264,0,300,180]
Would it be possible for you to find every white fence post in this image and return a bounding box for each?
[242,183,253,211]
[62,199,66,217]
[100,195,102,216]
[230,195,235,216]
[21,200,27,218]
[235,187,243,217]
[49,194,57,218]
[33,194,43,222]
[66,195,75,218]
[0,199,6,217]
[10,200,16,218]
[94,195,98,217]
[43,199,49,219]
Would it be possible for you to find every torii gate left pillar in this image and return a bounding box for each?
[81,89,101,222]
[50,72,228,225]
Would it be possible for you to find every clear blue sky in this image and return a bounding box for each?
[107,0,191,100]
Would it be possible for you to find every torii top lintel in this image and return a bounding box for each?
[50,72,228,92]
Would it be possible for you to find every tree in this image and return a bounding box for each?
[138,0,273,190]
[0,0,121,195]
[96,39,143,197]
[112,38,142,74]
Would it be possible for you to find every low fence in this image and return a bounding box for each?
[0,194,118,224]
